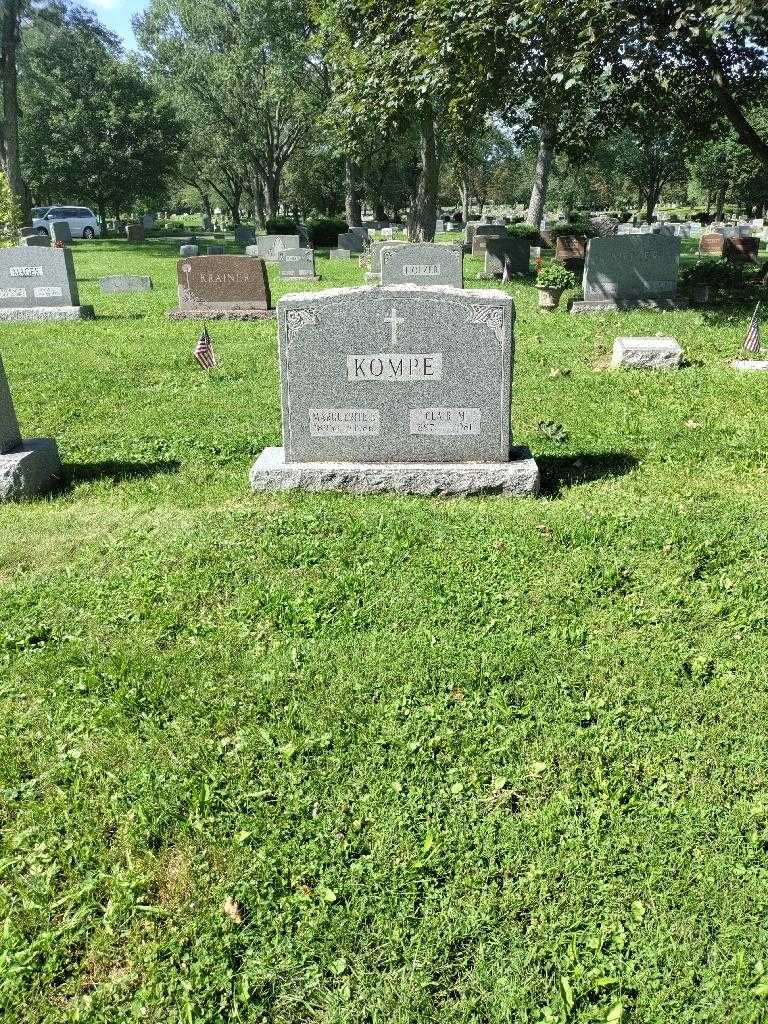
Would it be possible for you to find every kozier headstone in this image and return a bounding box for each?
[169,254,273,320]
[0,246,93,321]
[250,284,539,496]
[379,243,463,289]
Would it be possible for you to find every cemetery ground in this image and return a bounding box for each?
[2,236,768,1024]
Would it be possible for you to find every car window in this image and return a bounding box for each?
[82,209,95,218]
[48,208,64,218]
[63,208,82,218]
[32,208,48,218]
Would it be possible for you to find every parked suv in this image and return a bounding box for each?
[32,206,102,239]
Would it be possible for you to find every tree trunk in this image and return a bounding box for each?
[1,0,29,221]
[251,173,265,228]
[97,199,107,236]
[373,199,385,222]
[715,184,727,221]
[526,123,555,228]
[459,180,469,223]
[264,173,280,221]
[344,156,362,226]
[408,107,439,242]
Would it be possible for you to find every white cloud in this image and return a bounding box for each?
[89,0,120,9]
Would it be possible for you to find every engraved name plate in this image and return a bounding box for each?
[9,266,44,278]
[0,288,27,299]
[309,408,381,437]
[347,353,443,381]
[410,408,482,435]
[34,286,63,298]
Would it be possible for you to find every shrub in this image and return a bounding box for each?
[507,222,539,239]
[536,261,577,289]
[306,216,348,248]
[549,222,599,240]
[265,217,298,235]
[679,258,741,291]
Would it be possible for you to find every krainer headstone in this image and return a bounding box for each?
[0,246,93,321]
[279,247,318,281]
[571,235,686,313]
[0,353,61,500]
[100,275,153,295]
[169,254,273,320]
[380,243,463,289]
[250,285,539,496]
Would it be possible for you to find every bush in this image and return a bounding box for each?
[679,258,742,291]
[306,216,348,248]
[0,171,23,246]
[549,222,599,240]
[265,217,298,235]
[507,223,539,239]
[536,261,577,289]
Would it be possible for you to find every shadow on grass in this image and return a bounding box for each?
[538,452,638,498]
[63,460,181,489]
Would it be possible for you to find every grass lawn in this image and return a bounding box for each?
[2,236,768,1024]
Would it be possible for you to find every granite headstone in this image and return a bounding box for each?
[100,276,153,294]
[49,221,72,245]
[0,352,61,499]
[170,254,272,320]
[379,243,463,289]
[483,238,530,278]
[251,235,300,261]
[0,246,93,321]
[572,235,685,313]
[278,247,318,280]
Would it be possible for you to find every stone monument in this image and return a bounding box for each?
[0,246,93,322]
[250,285,539,496]
[0,353,61,500]
[571,235,686,313]
[169,254,273,320]
[278,247,319,281]
[379,243,463,289]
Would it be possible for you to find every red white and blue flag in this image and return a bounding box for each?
[744,302,762,355]
[194,326,217,369]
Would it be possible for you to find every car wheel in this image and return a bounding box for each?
[37,227,49,236]
[83,227,95,239]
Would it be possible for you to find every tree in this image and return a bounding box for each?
[19,9,180,222]
[613,111,692,221]
[136,0,320,222]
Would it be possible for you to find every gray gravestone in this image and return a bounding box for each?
[0,353,61,499]
[250,285,538,495]
[126,224,145,243]
[278,247,318,280]
[337,231,365,254]
[180,244,199,257]
[0,246,93,321]
[100,275,153,295]
[611,336,683,369]
[252,235,300,261]
[235,225,256,245]
[207,245,225,256]
[20,227,35,237]
[572,235,685,313]
[20,235,51,248]
[379,243,463,289]
[329,248,351,261]
[50,221,72,245]
[483,238,530,278]
[142,214,155,230]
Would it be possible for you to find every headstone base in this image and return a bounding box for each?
[0,305,95,323]
[364,273,381,285]
[168,307,275,321]
[281,275,321,283]
[0,439,62,501]
[731,359,768,371]
[570,297,688,315]
[250,446,540,498]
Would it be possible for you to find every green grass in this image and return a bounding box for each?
[2,237,768,1024]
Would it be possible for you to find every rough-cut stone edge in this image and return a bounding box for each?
[731,359,768,371]
[0,305,95,322]
[250,446,540,498]
[570,297,689,315]
[0,439,62,500]
[279,283,510,304]
[168,307,275,321]
[611,336,683,369]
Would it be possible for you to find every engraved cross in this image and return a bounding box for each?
[382,305,406,345]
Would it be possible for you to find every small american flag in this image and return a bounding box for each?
[194,326,217,369]
[744,302,762,354]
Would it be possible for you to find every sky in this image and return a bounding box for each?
[84,0,146,51]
